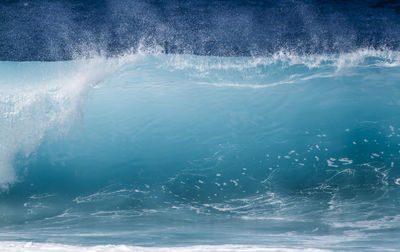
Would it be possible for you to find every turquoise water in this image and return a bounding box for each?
[1,50,400,251]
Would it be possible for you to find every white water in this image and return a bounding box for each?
[0,242,330,252]
[0,57,125,189]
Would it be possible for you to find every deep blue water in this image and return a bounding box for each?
[1,1,400,251]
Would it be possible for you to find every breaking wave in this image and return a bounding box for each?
[1,49,400,250]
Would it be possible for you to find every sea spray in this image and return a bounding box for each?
[0,56,138,189]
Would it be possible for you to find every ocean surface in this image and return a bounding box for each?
[1,1,400,251]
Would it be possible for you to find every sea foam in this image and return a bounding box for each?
[0,242,330,252]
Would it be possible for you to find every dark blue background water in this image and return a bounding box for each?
[1,0,400,61]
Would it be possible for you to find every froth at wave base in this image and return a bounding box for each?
[1,49,400,250]
[0,242,330,252]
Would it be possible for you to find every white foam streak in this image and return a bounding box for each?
[0,242,331,252]
[195,73,333,89]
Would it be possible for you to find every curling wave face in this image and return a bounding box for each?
[1,49,400,250]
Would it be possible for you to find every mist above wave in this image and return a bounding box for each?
[1,0,400,61]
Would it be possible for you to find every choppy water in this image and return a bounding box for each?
[1,50,400,251]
